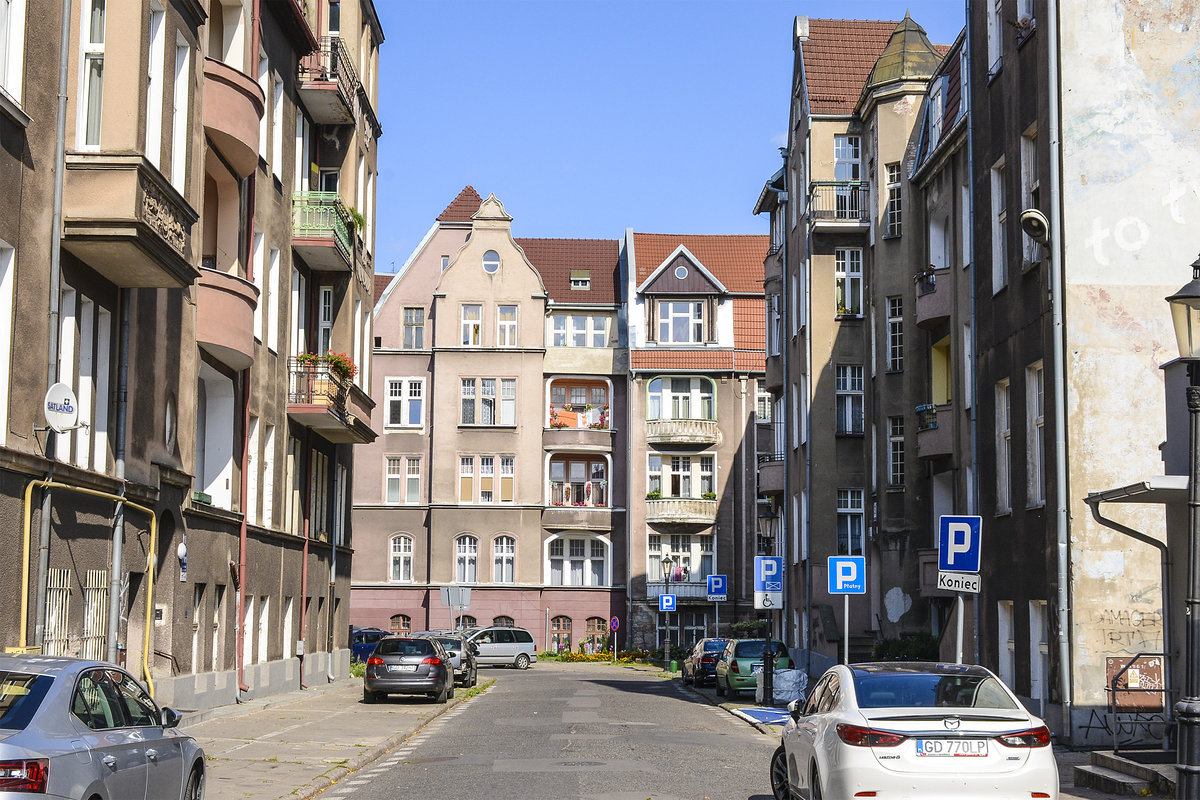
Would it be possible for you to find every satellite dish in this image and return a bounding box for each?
[44,382,80,434]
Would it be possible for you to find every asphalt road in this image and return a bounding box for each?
[322,661,779,800]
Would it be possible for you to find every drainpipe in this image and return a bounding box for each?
[236,370,251,698]
[106,290,131,663]
[327,459,341,683]
[299,428,311,688]
[778,148,792,651]
[965,0,981,662]
[803,127,815,674]
[1045,0,1073,743]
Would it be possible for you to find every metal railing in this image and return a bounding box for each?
[757,452,786,463]
[288,357,351,407]
[299,36,359,105]
[547,480,609,508]
[292,191,354,265]
[809,182,870,222]
[1107,652,1170,755]
[915,268,938,296]
[916,403,938,432]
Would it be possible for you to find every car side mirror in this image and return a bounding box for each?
[161,707,182,729]
[788,699,803,722]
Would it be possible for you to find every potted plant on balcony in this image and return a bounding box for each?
[646,490,662,500]
[549,406,568,428]
[701,491,717,500]
[324,351,357,380]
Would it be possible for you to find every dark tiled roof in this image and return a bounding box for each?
[436,186,483,222]
[632,233,768,294]
[516,238,620,305]
[802,19,899,115]
[374,274,393,305]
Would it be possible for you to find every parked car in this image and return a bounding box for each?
[416,632,478,687]
[363,636,454,703]
[0,654,205,800]
[715,638,792,696]
[681,638,728,685]
[463,626,538,669]
[350,627,389,663]
[770,662,1058,800]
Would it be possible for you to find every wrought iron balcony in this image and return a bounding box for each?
[297,36,359,125]
[292,191,354,271]
[286,358,376,444]
[808,182,870,224]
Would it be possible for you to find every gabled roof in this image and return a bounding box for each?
[631,233,768,294]
[800,19,900,115]
[436,186,483,223]
[516,238,620,305]
[374,274,392,305]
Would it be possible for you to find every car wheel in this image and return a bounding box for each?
[447,681,455,699]
[810,767,824,800]
[683,667,693,685]
[184,765,204,800]
[514,653,530,670]
[469,666,478,687]
[716,676,726,696]
[770,746,793,800]
[363,687,376,704]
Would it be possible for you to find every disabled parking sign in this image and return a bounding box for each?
[754,556,783,609]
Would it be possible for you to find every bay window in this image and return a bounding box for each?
[646,377,715,420]
[657,300,704,343]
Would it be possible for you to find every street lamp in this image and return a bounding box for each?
[661,554,674,666]
[1166,254,1200,800]
[757,504,780,706]
[757,505,779,555]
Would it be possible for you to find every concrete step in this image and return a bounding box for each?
[1073,764,1151,796]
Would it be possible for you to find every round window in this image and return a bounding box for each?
[675,265,688,279]
[483,250,501,274]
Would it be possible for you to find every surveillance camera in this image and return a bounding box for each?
[1020,208,1050,245]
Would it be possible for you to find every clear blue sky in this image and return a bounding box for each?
[372,1,966,274]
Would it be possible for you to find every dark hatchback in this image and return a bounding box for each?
[363,636,455,703]
[682,637,728,685]
[350,627,389,662]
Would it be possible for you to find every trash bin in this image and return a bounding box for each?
[670,660,678,673]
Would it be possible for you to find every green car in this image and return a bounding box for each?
[714,638,792,696]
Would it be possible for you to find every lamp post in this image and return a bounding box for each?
[1166,255,1200,800]
[757,505,780,706]
[662,554,674,667]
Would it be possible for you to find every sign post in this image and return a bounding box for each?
[827,556,866,665]
[707,574,727,637]
[610,616,619,664]
[659,593,676,667]
[937,515,982,663]
[754,558,784,705]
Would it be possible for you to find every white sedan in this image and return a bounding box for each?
[770,662,1059,800]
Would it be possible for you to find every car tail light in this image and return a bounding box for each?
[995,726,1051,747]
[421,656,442,666]
[367,656,384,666]
[0,759,48,793]
[730,661,739,673]
[835,724,906,747]
[1031,794,1051,799]
[701,656,715,664]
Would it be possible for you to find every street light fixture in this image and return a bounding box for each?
[757,505,779,555]
[757,504,780,706]
[1165,254,1200,800]
[661,554,674,667]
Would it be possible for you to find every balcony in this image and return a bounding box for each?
[915,403,953,459]
[645,497,718,525]
[297,36,359,126]
[914,267,951,329]
[196,268,259,371]
[292,192,353,271]
[645,418,722,446]
[286,359,377,444]
[202,58,264,178]
[62,154,199,288]
[808,182,870,227]
[645,580,709,600]
[757,453,785,495]
[542,503,613,531]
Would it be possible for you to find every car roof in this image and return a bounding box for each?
[848,661,993,677]
[0,654,106,677]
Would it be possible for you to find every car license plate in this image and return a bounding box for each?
[388,664,417,672]
[916,739,987,757]
[751,664,763,674]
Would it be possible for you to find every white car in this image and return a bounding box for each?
[770,662,1059,800]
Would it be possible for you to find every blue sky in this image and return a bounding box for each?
[372,1,967,275]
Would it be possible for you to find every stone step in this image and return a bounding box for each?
[1090,750,1172,785]
[1073,764,1152,796]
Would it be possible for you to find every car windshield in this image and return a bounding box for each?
[0,672,53,731]
[852,672,1019,709]
[733,640,787,658]
[703,640,728,652]
[375,639,434,657]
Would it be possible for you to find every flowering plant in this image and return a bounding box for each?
[549,407,568,428]
[324,351,358,379]
[295,352,321,365]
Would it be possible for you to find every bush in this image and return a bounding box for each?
[349,661,366,678]
[873,632,940,661]
[729,619,768,637]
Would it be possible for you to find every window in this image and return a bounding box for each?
[459,457,474,502]
[309,450,329,536]
[318,286,333,355]
[647,454,661,496]
[440,255,450,271]
[493,536,515,583]
[584,617,607,653]
[493,615,514,628]
[551,616,571,652]
[1027,362,1044,506]
[888,417,904,488]
[482,250,500,273]
[570,270,590,289]
[996,378,1012,513]
[389,613,410,633]
[458,615,477,629]
[885,163,902,236]
[549,314,608,348]
[461,304,481,346]
[987,0,1003,72]
[458,455,514,503]
[997,601,1015,686]
[402,307,424,349]
[385,378,424,427]
[549,458,608,507]
[266,247,279,352]
[886,297,903,371]
[646,377,715,421]
[647,533,714,581]
[548,381,609,428]
[647,454,716,499]
[461,377,516,426]
[479,457,494,502]
[385,457,402,504]
[79,0,105,148]
[833,135,862,217]
[835,249,862,316]
[270,71,283,180]
[991,157,1007,293]
[548,536,609,587]
[497,305,517,347]
[1017,0,1035,28]
[456,535,478,583]
[756,390,772,424]
[835,365,864,435]
[170,39,190,188]
[144,4,165,166]
[0,0,26,111]
[837,489,864,555]
[657,301,704,343]
[0,242,12,446]
[1021,129,1040,264]
[928,78,945,149]
[390,535,413,582]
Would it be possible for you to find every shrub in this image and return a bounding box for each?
[873,632,940,661]
[729,619,768,637]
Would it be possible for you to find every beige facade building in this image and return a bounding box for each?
[0,0,382,711]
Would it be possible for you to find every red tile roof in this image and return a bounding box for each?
[516,238,620,305]
[802,19,899,115]
[436,186,483,222]
[733,297,766,353]
[629,349,764,373]
[631,233,768,294]
[374,274,393,305]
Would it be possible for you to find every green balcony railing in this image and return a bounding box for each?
[292,191,353,266]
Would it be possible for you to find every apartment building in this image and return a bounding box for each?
[354,189,628,652]
[0,0,382,711]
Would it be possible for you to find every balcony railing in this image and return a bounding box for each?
[646,580,710,600]
[645,497,718,525]
[645,417,721,445]
[289,358,350,406]
[548,404,610,430]
[809,182,870,223]
[299,36,359,106]
[548,480,609,508]
[915,268,938,296]
[916,403,938,432]
[293,191,353,267]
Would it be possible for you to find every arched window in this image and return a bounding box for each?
[482,250,500,273]
[389,614,410,634]
[493,615,514,628]
[456,535,478,582]
[458,614,477,629]
[647,377,715,421]
[493,536,515,583]
[389,534,413,582]
[547,535,610,587]
[551,615,572,653]
[585,617,608,654]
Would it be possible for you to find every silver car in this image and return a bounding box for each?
[0,654,205,799]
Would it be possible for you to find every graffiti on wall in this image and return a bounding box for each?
[1093,607,1163,655]
[1078,707,1169,747]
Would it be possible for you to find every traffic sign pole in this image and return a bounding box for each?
[956,595,965,664]
[844,594,850,665]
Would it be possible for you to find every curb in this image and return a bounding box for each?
[676,675,781,737]
[180,677,353,729]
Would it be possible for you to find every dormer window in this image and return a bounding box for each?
[657,300,704,343]
[570,270,591,289]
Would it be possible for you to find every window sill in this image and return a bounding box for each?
[835,431,865,438]
[1015,22,1037,49]
[835,314,864,322]
[987,61,1003,84]
[885,485,905,493]
[0,88,31,128]
[881,232,901,240]
[1026,501,1046,510]
[994,508,1013,518]
[1021,258,1042,275]
[459,424,518,430]
[883,368,904,375]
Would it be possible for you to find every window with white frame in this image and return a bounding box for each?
[170,39,190,189]
[402,306,424,349]
[835,249,862,316]
[493,536,515,583]
[1021,129,1040,264]
[928,77,945,149]
[390,534,413,582]
[479,457,495,502]
[837,489,864,555]
[646,533,713,582]
[385,456,402,504]
[385,456,420,504]
[455,535,478,583]
[756,390,772,424]
[0,241,13,446]
[497,305,518,347]
[405,456,420,503]
[549,458,608,507]
[885,163,902,237]
[646,454,715,499]
[548,535,608,587]
[266,247,279,352]
[461,377,516,426]
[1027,362,1044,507]
[79,0,106,148]
[461,304,481,346]
[987,0,1002,72]
[270,71,283,180]
[888,416,904,488]
[1017,0,1035,28]
[646,376,715,421]
[0,0,27,108]
[997,600,1015,686]
[548,381,609,427]
[144,4,165,166]
[385,378,424,427]
[991,158,1007,293]
[886,297,903,371]
[835,365,864,435]
[458,455,514,503]
[768,294,781,356]
[996,378,1012,513]
[318,286,333,355]
[656,300,704,343]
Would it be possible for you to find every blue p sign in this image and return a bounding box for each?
[827,556,866,594]
[937,515,982,573]
[659,594,676,612]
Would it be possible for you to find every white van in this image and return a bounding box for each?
[463,626,538,669]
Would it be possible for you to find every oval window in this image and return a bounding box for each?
[675,265,688,279]
[483,250,501,273]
